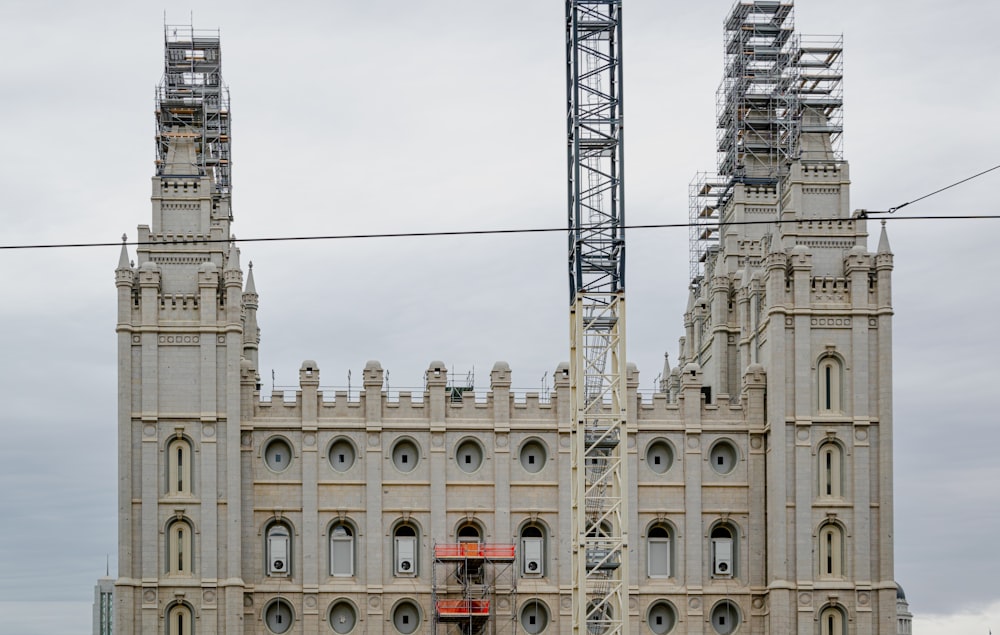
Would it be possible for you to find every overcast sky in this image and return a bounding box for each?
[1,1,998,633]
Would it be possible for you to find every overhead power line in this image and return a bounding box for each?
[864,162,1000,214]
[0,214,999,252]
[2,162,997,252]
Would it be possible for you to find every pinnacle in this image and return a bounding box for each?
[245,260,257,294]
[117,234,130,270]
[877,220,892,254]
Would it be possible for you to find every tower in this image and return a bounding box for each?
[674,1,896,632]
[115,23,249,633]
[566,3,629,635]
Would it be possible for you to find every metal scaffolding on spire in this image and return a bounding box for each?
[156,23,232,213]
[566,3,629,635]
[688,0,845,284]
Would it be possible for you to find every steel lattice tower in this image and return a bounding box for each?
[566,4,628,635]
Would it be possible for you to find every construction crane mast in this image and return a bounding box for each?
[566,3,628,635]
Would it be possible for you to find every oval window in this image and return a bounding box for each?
[709,440,737,475]
[329,438,356,472]
[264,438,293,472]
[519,440,547,473]
[391,439,419,473]
[645,440,674,474]
[456,439,484,473]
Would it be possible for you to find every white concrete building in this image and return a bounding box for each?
[113,5,903,634]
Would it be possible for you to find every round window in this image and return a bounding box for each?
[645,440,674,474]
[392,600,421,635]
[329,438,357,472]
[520,599,550,634]
[709,440,738,475]
[647,601,677,635]
[586,601,612,635]
[455,439,484,473]
[329,600,358,634]
[264,598,294,634]
[264,438,293,472]
[519,439,547,473]
[391,439,419,473]
[710,600,740,634]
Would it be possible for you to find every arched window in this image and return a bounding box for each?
[266,522,291,577]
[167,519,193,576]
[167,438,192,496]
[818,523,844,578]
[818,442,843,498]
[457,522,482,543]
[520,524,547,576]
[710,524,736,578]
[819,605,846,635]
[394,523,419,576]
[167,603,194,635]
[330,522,355,577]
[817,356,843,413]
[647,525,672,578]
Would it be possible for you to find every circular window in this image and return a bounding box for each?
[710,600,740,634]
[329,438,357,472]
[519,439,547,473]
[329,600,358,634]
[264,598,294,634]
[455,439,484,473]
[709,440,738,475]
[391,439,419,473]
[520,599,550,634]
[392,600,421,634]
[647,601,677,635]
[586,601,612,635]
[645,440,674,474]
[264,438,293,472]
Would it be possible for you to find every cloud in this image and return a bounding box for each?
[916,599,1000,635]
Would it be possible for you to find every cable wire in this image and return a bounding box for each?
[865,162,1000,214]
[1,215,999,252]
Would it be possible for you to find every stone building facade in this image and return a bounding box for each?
[113,7,899,635]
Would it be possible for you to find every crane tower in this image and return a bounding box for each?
[566,3,628,635]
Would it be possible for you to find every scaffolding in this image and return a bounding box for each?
[432,543,517,635]
[788,34,844,162]
[156,24,231,209]
[716,1,795,181]
[688,172,731,285]
[689,1,845,283]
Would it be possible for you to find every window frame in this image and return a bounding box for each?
[167,437,192,496]
[817,355,844,414]
[646,524,672,579]
[266,522,292,577]
[818,441,844,499]
[329,521,356,577]
[166,518,194,576]
[710,523,737,579]
[818,522,845,579]
[393,523,419,577]
[819,605,846,635]
[167,602,194,635]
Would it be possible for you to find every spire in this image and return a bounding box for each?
[877,220,892,254]
[245,260,257,294]
[117,234,130,270]
[225,240,241,272]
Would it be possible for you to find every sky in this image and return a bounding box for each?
[0,0,998,632]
